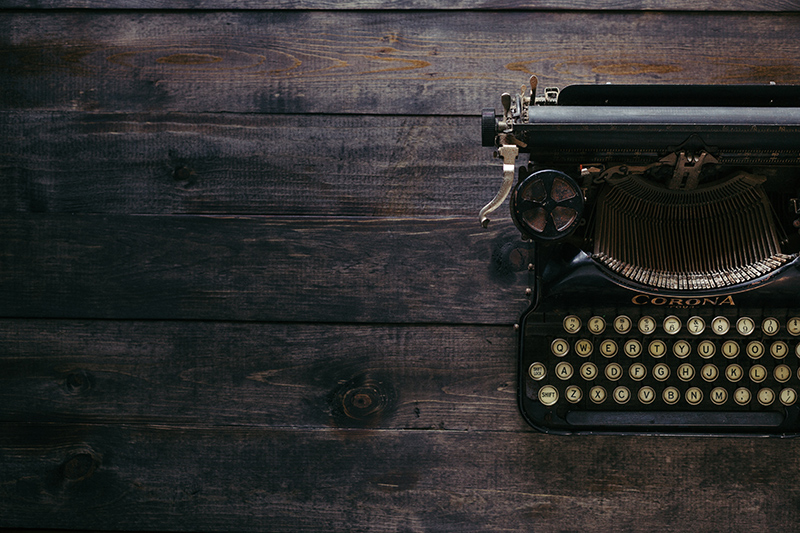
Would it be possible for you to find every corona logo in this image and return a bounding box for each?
[631,294,735,307]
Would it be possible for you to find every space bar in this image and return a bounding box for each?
[566,410,784,427]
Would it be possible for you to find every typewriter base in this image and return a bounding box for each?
[519,249,800,437]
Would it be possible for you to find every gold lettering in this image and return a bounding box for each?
[632,294,649,305]
[669,298,684,306]
[651,297,667,305]
[702,297,719,305]
[720,295,735,305]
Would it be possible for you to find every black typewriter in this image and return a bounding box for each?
[481,77,800,436]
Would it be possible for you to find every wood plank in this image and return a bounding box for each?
[3,11,800,114]
[0,320,521,431]
[3,423,800,531]
[0,215,532,323]
[0,112,497,217]
[2,0,800,11]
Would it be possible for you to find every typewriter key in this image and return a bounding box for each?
[663,387,680,405]
[686,387,703,405]
[538,385,559,406]
[638,386,656,404]
[734,387,751,405]
[663,315,681,335]
[588,316,606,334]
[780,388,798,406]
[774,364,791,383]
[757,388,775,406]
[613,315,632,334]
[737,317,755,336]
[789,318,800,336]
[563,315,581,334]
[565,385,583,403]
[762,317,780,336]
[698,340,715,359]
[687,316,706,335]
[555,362,574,380]
[529,363,547,380]
[710,387,728,405]
[726,364,744,382]
[749,364,767,383]
[625,339,643,358]
[771,341,788,359]
[673,340,691,359]
[629,363,647,381]
[722,340,739,359]
[711,316,730,335]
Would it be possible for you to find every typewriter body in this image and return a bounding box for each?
[481,77,800,436]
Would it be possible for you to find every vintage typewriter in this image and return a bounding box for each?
[481,76,800,435]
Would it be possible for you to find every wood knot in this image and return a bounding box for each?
[61,450,100,482]
[329,375,395,428]
[64,370,93,394]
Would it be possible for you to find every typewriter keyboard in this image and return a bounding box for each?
[522,312,800,429]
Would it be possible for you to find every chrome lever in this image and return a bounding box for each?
[479,144,519,228]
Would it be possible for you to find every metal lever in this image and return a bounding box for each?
[479,144,519,228]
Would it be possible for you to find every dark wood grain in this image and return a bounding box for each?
[3,11,800,114]
[3,423,800,532]
[0,112,496,217]
[0,320,520,431]
[1,0,799,10]
[0,215,532,323]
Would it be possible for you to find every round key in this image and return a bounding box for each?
[629,362,647,381]
[580,362,598,380]
[663,386,680,405]
[736,317,755,336]
[589,385,607,404]
[653,363,670,381]
[780,388,798,406]
[746,341,764,359]
[687,316,706,335]
[555,361,574,380]
[649,340,667,358]
[725,364,743,382]
[673,340,691,359]
[701,364,719,382]
[762,317,780,336]
[638,386,656,404]
[604,362,623,381]
[734,387,751,405]
[563,315,582,334]
[774,364,791,383]
[638,316,656,335]
[624,339,642,358]
[565,385,583,403]
[749,364,767,383]
[587,316,606,334]
[600,339,618,358]
[788,317,800,336]
[698,340,716,359]
[722,340,740,359]
[710,387,728,406]
[711,316,730,335]
[613,386,631,404]
[529,362,547,380]
[771,341,788,359]
[678,363,695,382]
[663,315,681,335]
[686,387,703,405]
[551,338,569,357]
[575,339,593,357]
[757,388,775,406]
[614,315,632,334]
[538,385,559,406]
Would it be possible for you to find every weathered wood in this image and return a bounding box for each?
[3,11,800,114]
[2,0,800,10]
[0,112,496,217]
[0,215,532,323]
[0,320,520,431]
[3,423,800,532]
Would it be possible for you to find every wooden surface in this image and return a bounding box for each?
[3,4,800,533]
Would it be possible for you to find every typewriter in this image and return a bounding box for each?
[481,76,800,435]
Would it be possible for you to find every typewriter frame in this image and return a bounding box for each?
[482,80,800,436]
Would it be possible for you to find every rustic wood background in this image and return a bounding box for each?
[3,2,800,532]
